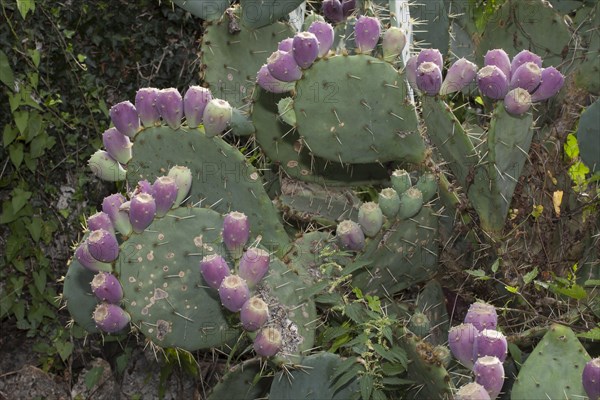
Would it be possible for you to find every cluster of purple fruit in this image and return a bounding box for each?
[478,49,564,115]
[258,20,334,92]
[584,357,600,400]
[449,302,506,399]
[199,212,282,358]
[73,165,192,333]
[321,0,355,24]
[407,48,564,116]
[90,86,232,180]
[335,200,386,252]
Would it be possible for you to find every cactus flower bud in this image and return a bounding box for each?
[200,254,231,289]
[135,87,160,127]
[218,275,250,312]
[253,326,282,357]
[439,58,478,95]
[416,62,442,96]
[183,86,212,128]
[93,303,130,333]
[382,27,407,62]
[240,296,269,331]
[391,169,412,195]
[358,202,383,237]
[355,16,381,54]
[87,229,119,263]
[292,31,320,69]
[91,271,123,304]
[167,165,192,207]
[308,21,334,57]
[415,173,438,203]
[477,65,509,100]
[398,187,423,219]
[102,127,132,164]
[203,99,233,138]
[408,312,431,338]
[110,101,140,138]
[156,88,183,129]
[378,188,400,218]
[129,193,156,233]
[88,150,127,182]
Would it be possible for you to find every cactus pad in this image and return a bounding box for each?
[63,259,101,333]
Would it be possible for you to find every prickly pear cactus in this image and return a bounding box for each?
[512,324,591,399]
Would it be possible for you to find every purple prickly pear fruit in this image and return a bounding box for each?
[322,0,343,23]
[87,229,119,263]
[222,211,250,255]
[511,50,542,74]
[473,329,508,362]
[336,220,365,251]
[455,383,491,400]
[292,31,320,69]
[91,271,123,304]
[239,247,270,286]
[473,356,505,400]
[218,275,250,312]
[75,241,111,272]
[406,55,419,92]
[278,38,294,52]
[129,193,156,233]
[583,358,600,400]
[355,16,381,54]
[439,58,478,95]
[88,150,126,182]
[504,88,531,115]
[342,0,355,17]
[358,202,383,238]
[87,211,114,235]
[477,65,509,100]
[102,127,132,164]
[167,165,192,207]
[531,66,564,102]
[131,179,153,198]
[382,27,407,62]
[417,49,443,71]
[93,303,130,333]
[416,61,443,96]
[267,50,303,82]
[448,323,478,369]
[102,193,132,236]
[240,296,269,331]
[152,176,178,217]
[253,326,282,357]
[308,21,335,58]
[110,101,140,138]
[135,87,160,127]
[156,88,183,129]
[200,254,231,289]
[484,49,511,80]
[509,62,542,92]
[464,302,498,331]
[256,64,296,94]
[183,86,212,128]
[203,98,233,138]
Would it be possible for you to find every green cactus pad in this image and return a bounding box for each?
[251,87,392,186]
[468,102,533,234]
[201,17,294,108]
[276,178,361,226]
[475,0,572,68]
[511,324,591,399]
[401,333,453,399]
[416,280,449,346]
[410,0,450,56]
[63,259,101,333]
[171,0,229,21]
[572,5,600,94]
[207,359,272,400]
[116,207,238,351]
[293,55,425,164]
[128,125,289,252]
[350,205,439,296]
[240,0,304,29]
[576,98,599,173]
[268,352,360,399]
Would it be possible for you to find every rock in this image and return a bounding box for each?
[0,365,69,400]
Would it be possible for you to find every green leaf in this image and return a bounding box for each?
[27,216,42,242]
[0,50,14,90]
[17,0,36,19]
[11,188,32,214]
[371,389,387,400]
[344,302,370,324]
[465,269,490,280]
[381,362,406,376]
[491,258,500,273]
[331,365,361,393]
[29,133,49,158]
[523,267,538,285]
[505,285,519,294]
[381,377,413,386]
[85,366,104,390]
[577,327,600,340]
[548,283,587,300]
[29,49,41,68]
[13,111,29,134]
[315,292,343,305]
[32,270,46,293]
[8,92,20,112]
[564,133,579,160]
[3,124,18,147]
[508,343,522,367]
[360,374,374,400]
[26,111,42,142]
[55,340,73,362]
